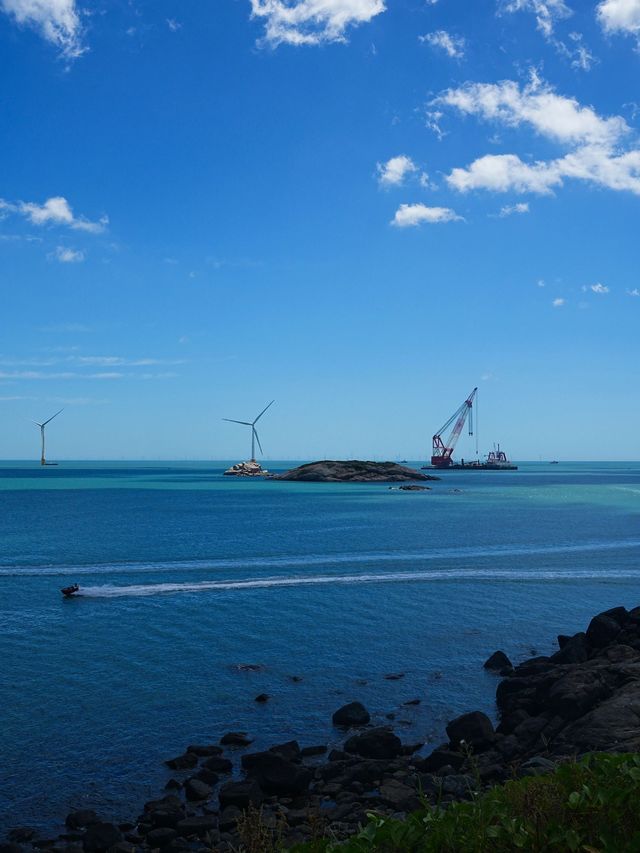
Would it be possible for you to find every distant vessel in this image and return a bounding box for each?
[61,584,80,598]
[550,460,559,464]
[424,390,517,470]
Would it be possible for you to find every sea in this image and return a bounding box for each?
[1,460,639,833]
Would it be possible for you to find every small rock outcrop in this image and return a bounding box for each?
[271,460,439,483]
[332,701,371,727]
[223,460,269,477]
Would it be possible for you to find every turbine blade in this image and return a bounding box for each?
[253,427,263,455]
[222,419,252,426]
[253,400,275,425]
[42,408,64,426]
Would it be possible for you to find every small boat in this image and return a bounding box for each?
[61,583,80,598]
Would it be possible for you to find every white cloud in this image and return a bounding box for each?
[52,246,84,263]
[437,75,628,146]
[537,279,546,286]
[589,282,609,293]
[597,0,640,36]
[391,203,462,227]
[0,0,84,58]
[0,196,108,233]
[439,76,640,197]
[448,153,561,194]
[552,297,566,306]
[167,18,181,31]
[499,201,530,216]
[420,30,465,58]
[499,0,571,38]
[627,287,640,296]
[250,0,385,47]
[376,155,418,187]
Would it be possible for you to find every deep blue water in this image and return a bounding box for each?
[1,460,640,833]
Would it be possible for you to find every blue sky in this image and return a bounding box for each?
[1,0,639,461]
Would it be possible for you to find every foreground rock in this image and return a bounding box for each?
[9,604,640,851]
[271,460,439,482]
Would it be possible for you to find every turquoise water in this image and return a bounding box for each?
[1,461,640,832]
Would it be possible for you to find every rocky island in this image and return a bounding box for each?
[271,460,439,483]
[223,461,269,477]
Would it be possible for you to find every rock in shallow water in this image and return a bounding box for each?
[332,701,370,727]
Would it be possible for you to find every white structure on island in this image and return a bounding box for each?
[223,400,274,463]
[34,408,63,465]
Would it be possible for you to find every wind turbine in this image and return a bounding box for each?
[34,408,63,465]
[223,401,274,462]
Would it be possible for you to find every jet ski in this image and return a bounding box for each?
[61,583,80,598]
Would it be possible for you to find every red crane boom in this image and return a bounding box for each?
[431,388,477,468]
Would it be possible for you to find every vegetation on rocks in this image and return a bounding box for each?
[292,753,640,853]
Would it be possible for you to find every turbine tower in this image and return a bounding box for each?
[34,409,63,466]
[223,401,274,462]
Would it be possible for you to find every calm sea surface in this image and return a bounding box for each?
[1,460,640,832]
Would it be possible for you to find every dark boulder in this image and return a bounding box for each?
[202,755,233,773]
[344,727,402,760]
[483,651,512,671]
[300,744,327,757]
[550,632,589,664]
[218,806,241,832]
[194,767,219,786]
[220,732,253,747]
[332,702,370,727]
[66,811,99,831]
[243,752,312,796]
[165,752,197,770]
[415,748,465,773]
[144,828,176,849]
[446,711,495,749]
[254,693,270,703]
[269,740,301,762]
[218,779,263,810]
[7,831,35,844]
[175,816,217,837]
[586,611,623,648]
[184,778,212,801]
[82,823,123,852]
[186,744,222,757]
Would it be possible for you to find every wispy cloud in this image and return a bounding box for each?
[627,287,640,296]
[250,0,385,47]
[1,196,108,234]
[391,204,463,227]
[498,202,530,216]
[552,297,566,306]
[51,246,85,263]
[420,30,465,58]
[0,0,84,59]
[166,18,181,31]
[587,282,610,293]
[498,0,572,38]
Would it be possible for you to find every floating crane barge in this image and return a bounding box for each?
[422,388,518,471]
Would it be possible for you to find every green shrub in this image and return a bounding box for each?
[292,753,640,852]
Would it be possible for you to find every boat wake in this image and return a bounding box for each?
[3,538,640,578]
[77,564,640,597]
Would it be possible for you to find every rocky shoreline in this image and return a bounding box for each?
[4,604,640,852]
[271,461,439,483]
